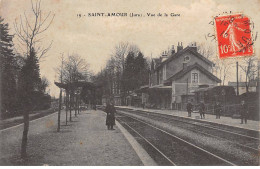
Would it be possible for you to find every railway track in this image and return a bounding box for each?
[117,108,259,151]
[115,109,259,166]
[117,112,236,166]
[116,107,259,138]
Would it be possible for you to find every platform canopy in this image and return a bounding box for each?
[136,84,171,93]
[54,80,96,90]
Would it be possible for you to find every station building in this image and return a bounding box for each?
[142,42,221,110]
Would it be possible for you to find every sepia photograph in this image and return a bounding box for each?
[0,0,259,166]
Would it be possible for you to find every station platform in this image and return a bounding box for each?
[0,110,152,165]
[51,110,144,165]
[116,106,260,132]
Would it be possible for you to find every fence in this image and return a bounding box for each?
[181,102,259,120]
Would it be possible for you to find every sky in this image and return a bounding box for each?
[1,0,260,97]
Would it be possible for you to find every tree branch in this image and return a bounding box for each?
[38,40,53,60]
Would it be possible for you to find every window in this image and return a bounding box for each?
[156,70,159,84]
[191,72,199,83]
[184,56,190,62]
[163,65,166,80]
[183,62,187,69]
[159,69,162,84]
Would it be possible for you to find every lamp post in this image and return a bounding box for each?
[69,90,72,121]
[221,89,226,114]
[74,89,80,116]
[77,91,79,115]
[74,91,77,117]
[57,54,64,132]
[236,62,239,96]
[57,88,62,132]
[65,90,68,125]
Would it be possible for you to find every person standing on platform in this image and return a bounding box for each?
[199,102,205,119]
[240,100,248,124]
[105,100,116,130]
[187,101,193,117]
[214,101,222,119]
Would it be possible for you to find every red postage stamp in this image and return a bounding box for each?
[215,14,254,59]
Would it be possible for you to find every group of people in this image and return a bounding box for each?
[103,99,250,131]
[186,100,249,124]
[187,101,206,119]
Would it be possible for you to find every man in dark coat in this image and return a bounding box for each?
[240,100,248,124]
[199,102,205,119]
[214,101,222,119]
[105,101,116,130]
[187,102,193,117]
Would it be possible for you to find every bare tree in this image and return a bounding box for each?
[110,42,141,74]
[239,56,258,92]
[112,42,129,72]
[60,54,91,119]
[214,59,232,85]
[196,42,233,85]
[110,42,140,95]
[197,43,214,59]
[14,0,55,60]
[56,54,64,132]
[13,0,54,158]
[62,54,91,84]
[55,54,73,123]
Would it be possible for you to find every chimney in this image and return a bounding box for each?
[161,50,168,62]
[171,45,175,55]
[189,42,197,52]
[177,42,183,53]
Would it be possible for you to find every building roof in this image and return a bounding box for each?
[54,81,96,90]
[135,85,149,93]
[228,81,257,87]
[154,46,214,71]
[164,63,221,84]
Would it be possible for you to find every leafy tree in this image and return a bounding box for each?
[28,48,41,89]
[0,17,17,116]
[122,51,136,92]
[15,47,41,158]
[93,43,149,105]
[18,48,41,107]
[37,76,49,94]
[134,52,149,87]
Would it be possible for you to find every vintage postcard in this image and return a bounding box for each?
[0,0,259,166]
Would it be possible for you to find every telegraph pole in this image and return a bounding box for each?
[57,53,64,132]
[257,61,260,93]
[236,61,239,96]
[186,78,189,95]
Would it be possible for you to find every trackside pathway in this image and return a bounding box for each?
[117,106,259,132]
